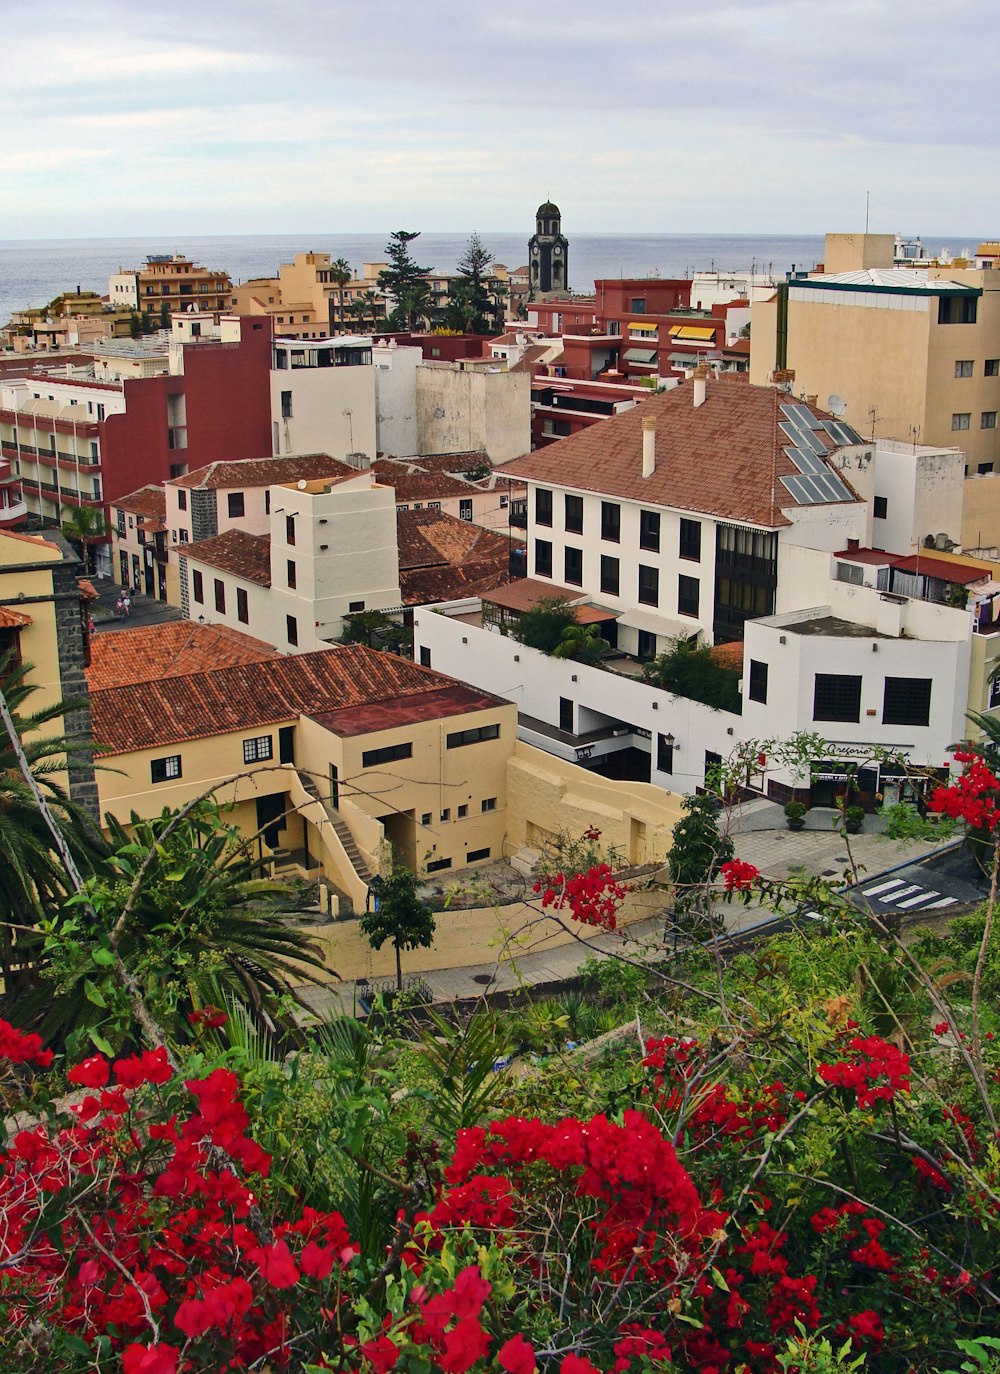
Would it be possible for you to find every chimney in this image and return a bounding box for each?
[642,415,656,478]
[847,537,860,551]
[693,363,710,408]
[807,394,818,407]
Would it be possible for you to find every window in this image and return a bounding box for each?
[286,514,296,545]
[748,659,768,704]
[481,796,497,812]
[883,676,932,727]
[214,579,225,613]
[535,539,553,578]
[990,675,1000,709]
[150,755,181,783]
[987,359,1000,377]
[952,413,971,431]
[177,489,188,512]
[128,516,134,529]
[535,488,553,526]
[440,809,451,822]
[639,509,660,552]
[243,735,273,763]
[813,673,862,723]
[638,564,659,606]
[192,570,204,604]
[559,697,574,733]
[287,559,297,589]
[873,495,888,519]
[116,510,126,535]
[979,462,995,474]
[280,390,293,419]
[983,412,997,429]
[656,733,674,774]
[448,724,501,749]
[421,812,432,826]
[457,804,468,818]
[286,615,298,646]
[679,518,702,561]
[179,529,189,544]
[630,298,646,313]
[265,490,271,514]
[955,360,974,378]
[348,601,365,613]
[678,574,700,618]
[564,546,583,585]
[601,501,620,542]
[362,741,413,767]
[419,646,432,667]
[426,857,452,873]
[600,555,620,595]
[938,296,978,324]
[236,587,248,623]
[564,494,583,533]
[467,847,491,863]
[637,629,657,659]
[227,491,245,518]
[459,498,473,521]
[278,726,295,764]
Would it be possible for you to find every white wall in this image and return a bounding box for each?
[416,366,531,462]
[270,365,376,461]
[373,344,421,455]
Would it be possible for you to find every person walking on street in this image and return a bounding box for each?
[122,592,131,619]
[115,594,124,620]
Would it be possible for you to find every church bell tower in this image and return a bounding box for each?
[528,200,569,298]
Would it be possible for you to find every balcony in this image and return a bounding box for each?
[0,499,28,528]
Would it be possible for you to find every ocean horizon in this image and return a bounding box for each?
[0,230,980,331]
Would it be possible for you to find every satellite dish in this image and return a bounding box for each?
[827,394,847,417]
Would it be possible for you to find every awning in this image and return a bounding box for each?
[629,321,655,332]
[624,348,658,364]
[618,609,695,640]
[669,325,716,341]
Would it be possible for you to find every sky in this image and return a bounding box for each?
[2,0,996,239]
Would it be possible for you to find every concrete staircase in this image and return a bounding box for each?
[294,770,373,914]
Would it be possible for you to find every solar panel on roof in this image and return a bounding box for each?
[836,421,863,445]
[787,403,822,430]
[797,425,828,455]
[820,420,841,440]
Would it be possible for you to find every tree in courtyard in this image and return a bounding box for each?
[339,609,402,649]
[61,504,109,575]
[360,867,435,991]
[328,257,353,333]
[666,791,734,932]
[443,232,497,334]
[641,636,741,712]
[378,231,433,332]
[551,621,613,666]
[513,596,578,654]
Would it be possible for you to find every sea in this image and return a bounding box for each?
[0,231,975,329]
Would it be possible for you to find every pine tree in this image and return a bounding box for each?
[445,232,497,333]
[378,231,432,332]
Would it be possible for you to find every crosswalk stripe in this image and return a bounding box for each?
[877,884,923,902]
[861,879,906,896]
[922,896,958,909]
[896,890,941,909]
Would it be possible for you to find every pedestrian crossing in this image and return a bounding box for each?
[858,876,957,912]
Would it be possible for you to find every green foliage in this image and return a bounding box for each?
[360,867,435,990]
[513,596,577,653]
[443,233,499,334]
[378,230,432,332]
[415,1008,510,1136]
[550,621,612,665]
[785,800,808,822]
[17,802,324,1054]
[339,609,408,650]
[881,801,955,841]
[940,1336,1000,1374]
[668,793,733,889]
[641,637,741,711]
[60,505,109,573]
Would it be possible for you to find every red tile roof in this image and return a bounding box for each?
[397,508,511,605]
[114,485,167,520]
[89,643,505,755]
[170,453,355,491]
[86,621,278,691]
[0,606,32,629]
[185,530,272,585]
[500,374,861,528]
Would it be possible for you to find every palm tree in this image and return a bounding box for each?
[18,802,328,1051]
[360,290,384,331]
[0,656,106,995]
[61,504,109,575]
[329,258,353,335]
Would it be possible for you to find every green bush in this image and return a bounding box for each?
[640,638,741,712]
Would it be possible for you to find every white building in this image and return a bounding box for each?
[271,336,377,461]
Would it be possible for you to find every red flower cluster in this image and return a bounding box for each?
[817,1035,910,1108]
[533,863,629,931]
[930,754,1000,831]
[720,858,760,892]
[188,1005,228,1030]
[0,1017,52,1069]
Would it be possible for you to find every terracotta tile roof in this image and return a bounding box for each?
[87,621,279,691]
[374,453,491,503]
[114,485,166,520]
[0,606,32,629]
[500,374,862,528]
[710,640,744,670]
[169,453,355,491]
[89,644,500,756]
[396,508,511,605]
[185,530,272,586]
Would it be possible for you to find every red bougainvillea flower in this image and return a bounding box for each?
[720,858,760,891]
[0,1018,53,1069]
[817,1036,910,1108]
[929,755,1000,831]
[499,1334,537,1374]
[532,863,629,931]
[122,1343,179,1374]
[67,1054,110,1089]
[188,1005,228,1030]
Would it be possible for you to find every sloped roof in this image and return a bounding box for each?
[170,453,356,491]
[89,642,503,755]
[185,530,272,585]
[397,508,511,605]
[87,621,278,690]
[0,606,32,629]
[499,375,861,528]
[114,484,166,520]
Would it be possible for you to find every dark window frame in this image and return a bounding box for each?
[679,518,702,562]
[227,491,245,518]
[600,501,620,543]
[873,495,888,519]
[748,659,768,704]
[813,672,863,723]
[213,578,225,613]
[192,569,204,604]
[535,488,553,527]
[447,724,501,749]
[535,538,553,578]
[564,545,583,586]
[638,564,659,606]
[639,509,660,552]
[243,735,273,764]
[362,741,413,767]
[600,554,620,595]
[678,574,700,618]
[564,493,584,534]
[150,755,182,783]
[236,587,249,623]
[883,676,932,727]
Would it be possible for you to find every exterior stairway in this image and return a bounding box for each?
[294,770,373,913]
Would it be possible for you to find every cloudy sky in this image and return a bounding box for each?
[3,0,995,238]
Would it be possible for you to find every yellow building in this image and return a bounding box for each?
[86,623,516,914]
[230,253,388,340]
[134,255,232,320]
[0,527,98,817]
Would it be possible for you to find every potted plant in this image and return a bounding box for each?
[844,804,866,835]
[784,800,807,831]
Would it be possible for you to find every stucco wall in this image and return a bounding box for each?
[270,365,376,461]
[416,366,531,463]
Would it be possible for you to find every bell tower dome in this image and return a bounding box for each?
[528,200,569,298]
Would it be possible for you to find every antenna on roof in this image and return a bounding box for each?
[827,394,847,417]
